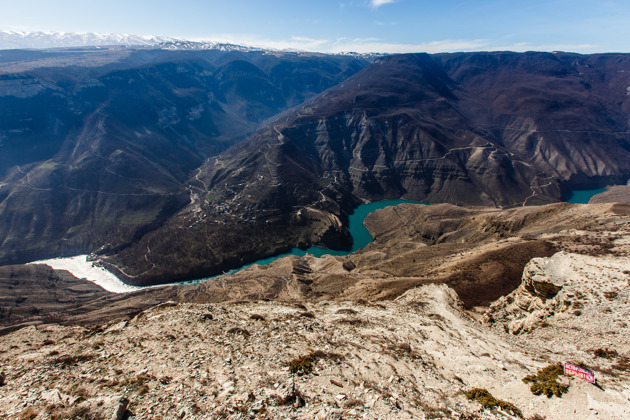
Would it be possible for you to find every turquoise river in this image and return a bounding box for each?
[190,199,424,284]
[189,188,607,284]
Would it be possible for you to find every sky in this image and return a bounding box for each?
[2,0,630,54]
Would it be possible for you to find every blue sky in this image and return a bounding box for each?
[2,0,630,53]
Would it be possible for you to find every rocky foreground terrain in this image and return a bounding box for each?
[1,201,630,419]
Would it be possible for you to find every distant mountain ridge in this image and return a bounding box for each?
[0,31,182,49]
[0,31,379,57]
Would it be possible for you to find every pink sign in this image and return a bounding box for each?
[564,363,595,384]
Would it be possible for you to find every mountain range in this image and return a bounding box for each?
[0,46,368,268]
[0,31,182,49]
[0,42,629,285]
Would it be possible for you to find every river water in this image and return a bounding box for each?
[34,190,607,292]
[190,199,425,283]
[564,188,607,204]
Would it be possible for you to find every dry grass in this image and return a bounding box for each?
[227,327,250,336]
[465,388,523,418]
[593,348,618,359]
[288,350,343,375]
[522,363,568,398]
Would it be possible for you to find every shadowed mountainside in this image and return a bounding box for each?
[0,47,368,265]
[105,52,630,285]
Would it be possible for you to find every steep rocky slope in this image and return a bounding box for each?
[1,278,628,419]
[0,47,368,266]
[104,52,630,285]
[484,251,630,339]
[201,52,630,208]
[1,202,629,418]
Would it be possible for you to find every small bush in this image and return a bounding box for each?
[250,314,265,321]
[288,350,342,375]
[298,312,315,318]
[522,363,568,398]
[465,388,523,418]
[227,327,250,336]
[289,355,314,375]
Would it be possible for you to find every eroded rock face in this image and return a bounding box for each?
[483,257,569,334]
[483,251,630,336]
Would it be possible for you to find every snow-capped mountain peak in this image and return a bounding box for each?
[0,31,183,49]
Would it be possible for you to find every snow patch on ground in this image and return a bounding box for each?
[29,255,140,293]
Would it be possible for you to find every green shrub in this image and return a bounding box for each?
[289,354,315,375]
[522,363,568,398]
[465,388,523,418]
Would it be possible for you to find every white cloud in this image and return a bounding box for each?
[192,34,329,52]
[370,0,398,7]
[329,38,490,54]
[191,34,601,55]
